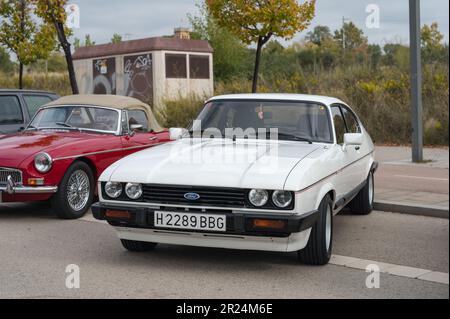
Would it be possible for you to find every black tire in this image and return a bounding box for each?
[51,161,94,219]
[120,239,157,252]
[348,171,374,215]
[298,195,333,265]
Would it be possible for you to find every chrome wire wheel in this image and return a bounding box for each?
[325,204,332,251]
[66,169,90,211]
[368,172,374,205]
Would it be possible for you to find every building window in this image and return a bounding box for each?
[165,54,187,78]
[189,55,210,79]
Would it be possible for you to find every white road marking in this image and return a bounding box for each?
[331,254,449,285]
[393,175,449,181]
[77,216,449,285]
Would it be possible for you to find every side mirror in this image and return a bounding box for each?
[130,124,143,131]
[343,133,363,150]
[169,127,184,140]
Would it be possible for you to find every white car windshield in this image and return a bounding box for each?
[192,100,333,143]
[29,106,119,133]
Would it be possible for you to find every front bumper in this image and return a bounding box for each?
[0,176,58,194]
[92,202,318,251]
[92,202,318,237]
[0,185,58,194]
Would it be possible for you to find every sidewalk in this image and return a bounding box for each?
[374,146,449,218]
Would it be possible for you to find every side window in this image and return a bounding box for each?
[127,110,148,132]
[0,95,23,125]
[23,95,53,118]
[341,106,361,133]
[331,106,346,144]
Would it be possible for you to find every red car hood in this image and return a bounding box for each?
[0,131,99,168]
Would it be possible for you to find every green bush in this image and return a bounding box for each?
[156,95,206,128]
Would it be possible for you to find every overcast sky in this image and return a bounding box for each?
[70,0,449,46]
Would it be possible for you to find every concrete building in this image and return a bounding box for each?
[72,29,213,109]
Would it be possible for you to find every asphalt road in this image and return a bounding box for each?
[0,202,448,299]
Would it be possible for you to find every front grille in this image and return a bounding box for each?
[0,167,23,186]
[142,184,247,208]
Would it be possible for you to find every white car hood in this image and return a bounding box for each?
[102,138,321,190]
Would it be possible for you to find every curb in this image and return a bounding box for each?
[374,200,449,219]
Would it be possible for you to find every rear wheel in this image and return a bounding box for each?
[298,195,333,265]
[52,161,94,219]
[120,239,158,252]
[348,171,374,215]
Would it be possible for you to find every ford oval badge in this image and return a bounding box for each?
[184,192,200,201]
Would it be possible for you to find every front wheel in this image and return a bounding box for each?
[298,195,333,265]
[52,161,94,219]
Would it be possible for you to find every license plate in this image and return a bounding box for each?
[154,211,226,232]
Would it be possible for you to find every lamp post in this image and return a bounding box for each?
[409,0,423,162]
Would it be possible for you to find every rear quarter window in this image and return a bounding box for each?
[0,95,23,125]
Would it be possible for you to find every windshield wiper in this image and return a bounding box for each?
[272,132,313,144]
[56,122,74,128]
[55,122,82,132]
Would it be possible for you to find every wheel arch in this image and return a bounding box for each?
[75,157,98,194]
[314,182,336,212]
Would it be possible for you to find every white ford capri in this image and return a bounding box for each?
[92,94,378,265]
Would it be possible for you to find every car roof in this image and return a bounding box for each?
[0,89,57,95]
[207,93,346,106]
[45,94,150,110]
[43,94,163,131]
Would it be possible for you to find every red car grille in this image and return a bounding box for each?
[0,168,23,186]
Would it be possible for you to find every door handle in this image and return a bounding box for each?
[355,146,360,151]
[149,136,158,141]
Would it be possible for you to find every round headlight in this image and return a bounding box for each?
[34,152,52,173]
[248,189,269,207]
[125,183,142,200]
[105,182,122,198]
[272,190,293,208]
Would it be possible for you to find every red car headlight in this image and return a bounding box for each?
[34,152,53,173]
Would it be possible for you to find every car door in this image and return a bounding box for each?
[0,94,25,134]
[120,109,163,156]
[330,105,351,201]
[340,104,368,187]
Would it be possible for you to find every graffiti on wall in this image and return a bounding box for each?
[124,54,153,105]
[93,58,116,94]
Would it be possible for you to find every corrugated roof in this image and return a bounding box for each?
[73,37,213,60]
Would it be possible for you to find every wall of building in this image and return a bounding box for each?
[153,50,213,108]
[74,50,213,109]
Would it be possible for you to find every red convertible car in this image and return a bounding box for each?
[0,95,170,219]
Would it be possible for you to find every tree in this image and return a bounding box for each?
[206,0,316,92]
[0,0,56,88]
[188,2,252,82]
[305,25,332,46]
[421,23,446,63]
[33,0,78,94]
[334,21,367,50]
[73,34,96,49]
[84,34,95,46]
[111,33,122,44]
[0,46,15,73]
